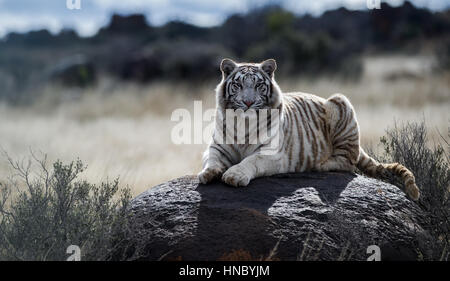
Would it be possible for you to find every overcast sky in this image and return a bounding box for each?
[0,0,448,38]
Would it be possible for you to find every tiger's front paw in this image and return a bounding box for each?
[198,166,224,184]
[222,165,251,187]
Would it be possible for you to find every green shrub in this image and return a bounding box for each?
[0,154,132,261]
[369,120,449,260]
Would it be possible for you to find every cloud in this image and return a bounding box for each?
[0,13,61,37]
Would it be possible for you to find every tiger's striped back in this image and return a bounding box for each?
[280,93,331,172]
[281,92,419,200]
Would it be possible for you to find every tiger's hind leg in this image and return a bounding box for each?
[317,94,360,173]
[318,155,356,172]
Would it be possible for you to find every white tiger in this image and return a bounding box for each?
[198,58,420,200]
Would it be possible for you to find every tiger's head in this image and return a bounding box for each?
[216,58,282,111]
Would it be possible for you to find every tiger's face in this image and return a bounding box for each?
[217,58,282,111]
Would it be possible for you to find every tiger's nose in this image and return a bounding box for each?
[244,100,254,107]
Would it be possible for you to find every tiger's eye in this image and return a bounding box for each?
[258,84,266,92]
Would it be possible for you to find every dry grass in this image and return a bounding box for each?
[218,249,255,261]
[0,56,448,196]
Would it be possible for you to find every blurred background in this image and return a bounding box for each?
[0,0,449,195]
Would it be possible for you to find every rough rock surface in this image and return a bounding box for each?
[122,172,430,261]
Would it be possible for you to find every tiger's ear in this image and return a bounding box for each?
[260,59,277,78]
[220,58,237,78]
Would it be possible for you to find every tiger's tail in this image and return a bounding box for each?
[357,148,420,201]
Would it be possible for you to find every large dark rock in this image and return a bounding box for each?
[121,173,432,261]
